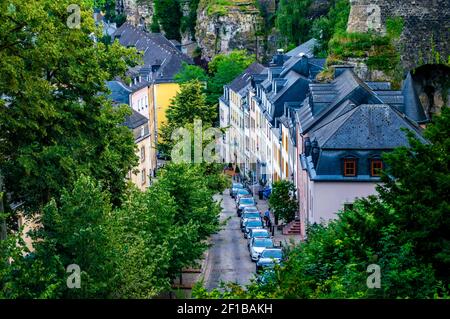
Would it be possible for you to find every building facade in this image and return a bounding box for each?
[219,40,428,238]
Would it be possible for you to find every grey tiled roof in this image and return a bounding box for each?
[401,72,428,123]
[107,80,131,105]
[286,38,319,58]
[310,104,426,149]
[228,62,265,95]
[113,22,193,81]
[123,109,148,129]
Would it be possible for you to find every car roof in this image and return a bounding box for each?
[253,237,272,241]
[243,212,260,216]
[262,248,281,252]
[251,229,268,233]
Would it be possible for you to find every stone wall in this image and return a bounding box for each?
[195,6,263,61]
[347,0,449,70]
[116,0,154,26]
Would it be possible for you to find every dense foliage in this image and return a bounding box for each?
[194,108,450,299]
[275,0,312,46]
[153,0,183,41]
[268,180,298,224]
[0,0,139,213]
[0,0,228,299]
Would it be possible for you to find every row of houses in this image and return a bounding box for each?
[106,22,193,190]
[219,39,428,238]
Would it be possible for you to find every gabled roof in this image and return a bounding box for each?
[297,70,384,133]
[228,62,265,95]
[310,104,426,149]
[107,80,132,105]
[113,22,193,81]
[286,38,319,58]
[123,109,148,129]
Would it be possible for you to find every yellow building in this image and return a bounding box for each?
[149,82,181,140]
[113,22,194,145]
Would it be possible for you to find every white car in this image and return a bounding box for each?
[249,237,274,261]
[246,228,270,246]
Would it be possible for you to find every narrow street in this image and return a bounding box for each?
[203,189,255,290]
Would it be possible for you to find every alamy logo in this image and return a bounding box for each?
[66,264,81,289]
[366,264,381,288]
[67,4,81,29]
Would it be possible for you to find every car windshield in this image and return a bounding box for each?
[232,183,243,188]
[246,220,262,228]
[243,213,260,219]
[251,230,269,238]
[244,207,258,212]
[240,198,255,205]
[253,238,273,247]
[238,189,250,195]
[261,249,282,259]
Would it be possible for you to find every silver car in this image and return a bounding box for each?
[249,237,274,261]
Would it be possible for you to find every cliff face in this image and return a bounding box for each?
[195,1,263,61]
[116,0,154,26]
[347,0,449,70]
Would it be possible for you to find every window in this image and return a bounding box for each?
[141,127,145,137]
[371,159,383,177]
[343,158,357,176]
[140,146,145,162]
[141,169,146,185]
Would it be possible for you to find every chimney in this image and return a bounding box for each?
[304,137,311,156]
[332,65,354,78]
[311,140,319,166]
[274,49,285,66]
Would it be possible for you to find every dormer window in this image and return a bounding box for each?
[371,159,383,177]
[343,158,357,176]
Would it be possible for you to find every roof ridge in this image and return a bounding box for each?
[313,105,359,146]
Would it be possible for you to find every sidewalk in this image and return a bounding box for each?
[255,196,302,247]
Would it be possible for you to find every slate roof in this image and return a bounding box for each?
[113,22,193,82]
[310,104,426,149]
[297,69,383,133]
[107,80,132,105]
[401,72,428,123]
[123,109,148,129]
[228,62,266,95]
[286,38,319,58]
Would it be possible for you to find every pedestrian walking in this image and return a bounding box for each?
[264,209,271,227]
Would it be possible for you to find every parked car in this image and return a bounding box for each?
[240,212,262,230]
[230,183,244,198]
[241,217,261,233]
[237,197,256,216]
[235,191,251,204]
[246,228,270,246]
[242,206,259,214]
[256,248,283,271]
[249,237,274,261]
[243,219,263,238]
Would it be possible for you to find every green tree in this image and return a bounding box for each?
[153,0,182,41]
[276,0,312,46]
[310,0,350,54]
[160,80,217,156]
[174,62,208,84]
[0,0,139,213]
[206,50,255,105]
[268,180,298,224]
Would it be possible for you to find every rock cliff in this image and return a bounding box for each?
[195,0,264,61]
[347,0,449,70]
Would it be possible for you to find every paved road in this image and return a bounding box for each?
[204,189,255,290]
